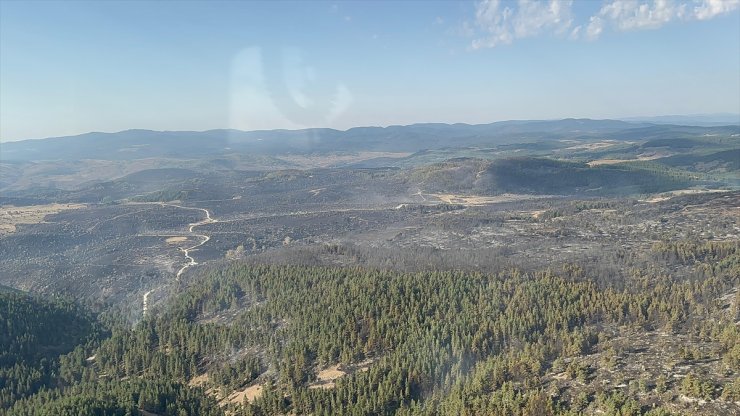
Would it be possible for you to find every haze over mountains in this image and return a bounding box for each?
[1,117,738,197]
[621,113,740,126]
[2,117,738,162]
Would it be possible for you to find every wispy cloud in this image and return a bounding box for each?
[585,0,739,40]
[470,0,574,49]
[466,0,740,49]
[693,0,740,19]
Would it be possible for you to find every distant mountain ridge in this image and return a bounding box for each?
[5,118,738,162]
[621,113,740,126]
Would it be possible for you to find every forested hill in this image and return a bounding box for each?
[1,292,220,416]
[409,157,694,195]
[0,291,102,407]
[6,240,740,415]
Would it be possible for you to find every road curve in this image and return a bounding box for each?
[140,203,217,316]
[158,203,217,280]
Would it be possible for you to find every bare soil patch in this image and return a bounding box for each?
[530,209,547,219]
[223,384,263,405]
[587,152,670,167]
[165,236,188,244]
[640,189,732,203]
[309,364,345,389]
[429,193,543,206]
[188,373,210,387]
[309,358,376,389]
[566,141,619,151]
[0,203,85,236]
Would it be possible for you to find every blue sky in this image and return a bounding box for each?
[1,0,739,141]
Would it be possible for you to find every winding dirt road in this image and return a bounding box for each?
[142,289,154,316]
[140,203,217,316]
[158,203,217,280]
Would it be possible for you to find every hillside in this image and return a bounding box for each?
[409,157,693,196]
[8,247,739,415]
[0,291,102,407]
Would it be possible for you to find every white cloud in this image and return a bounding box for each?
[569,24,582,39]
[585,16,604,40]
[465,0,740,49]
[598,0,683,31]
[470,0,574,49]
[694,0,740,20]
[585,0,740,40]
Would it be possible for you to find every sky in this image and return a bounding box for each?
[0,0,739,141]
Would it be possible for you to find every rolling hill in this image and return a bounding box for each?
[5,119,725,162]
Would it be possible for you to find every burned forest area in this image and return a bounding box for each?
[1,121,739,415]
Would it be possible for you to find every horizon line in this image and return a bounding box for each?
[2,114,739,143]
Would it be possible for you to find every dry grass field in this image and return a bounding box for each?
[0,203,85,236]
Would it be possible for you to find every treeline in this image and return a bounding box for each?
[129,189,191,203]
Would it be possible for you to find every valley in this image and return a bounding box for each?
[1,120,739,415]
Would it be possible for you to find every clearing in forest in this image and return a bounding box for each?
[223,384,264,405]
[428,193,542,206]
[0,203,85,235]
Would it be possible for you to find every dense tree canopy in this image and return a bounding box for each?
[4,238,738,415]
